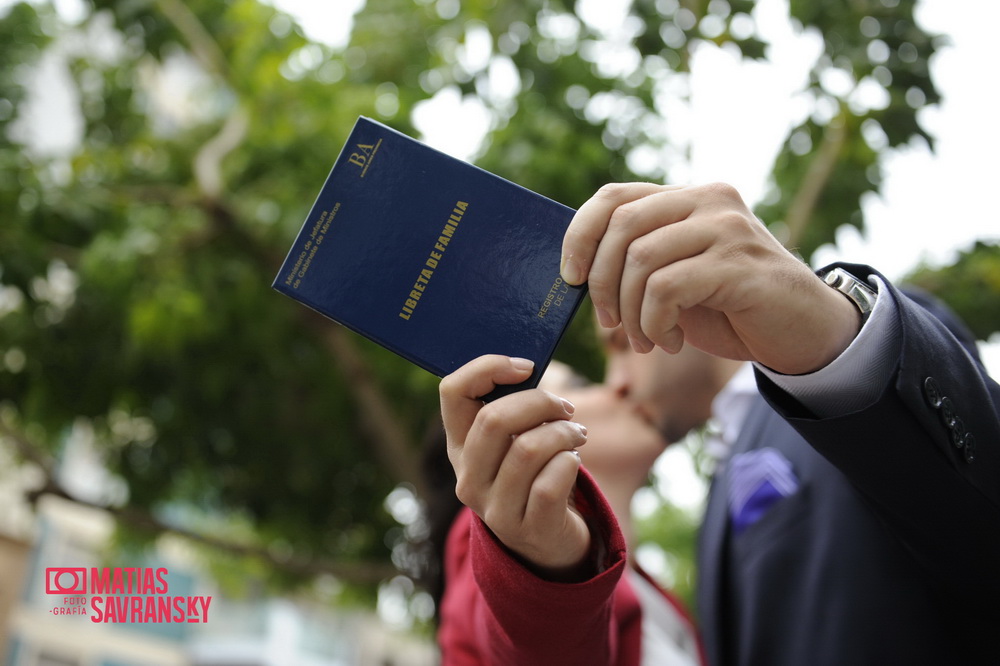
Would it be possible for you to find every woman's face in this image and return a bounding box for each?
[564,384,669,475]
[540,363,669,477]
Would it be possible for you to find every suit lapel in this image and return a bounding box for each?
[696,396,773,664]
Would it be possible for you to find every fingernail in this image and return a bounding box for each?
[561,398,576,415]
[575,423,588,438]
[570,449,582,462]
[661,328,684,354]
[595,307,615,328]
[510,357,535,371]
[560,255,583,285]
[628,335,653,354]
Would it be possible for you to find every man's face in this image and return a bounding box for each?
[601,325,720,443]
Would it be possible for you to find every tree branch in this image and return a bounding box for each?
[153,0,248,201]
[784,113,848,249]
[119,184,424,498]
[321,323,427,499]
[154,0,230,79]
[0,414,55,475]
[154,0,423,500]
[194,106,249,200]
[0,416,396,585]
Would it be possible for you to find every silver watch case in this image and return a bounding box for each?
[821,267,877,320]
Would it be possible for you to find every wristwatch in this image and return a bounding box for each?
[820,267,878,324]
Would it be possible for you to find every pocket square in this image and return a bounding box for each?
[727,448,799,535]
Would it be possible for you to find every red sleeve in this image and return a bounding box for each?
[437,467,640,666]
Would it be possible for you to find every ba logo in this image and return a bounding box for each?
[45,568,87,594]
[347,143,375,171]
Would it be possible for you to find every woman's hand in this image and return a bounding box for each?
[439,355,591,579]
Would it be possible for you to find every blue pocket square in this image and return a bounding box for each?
[727,448,799,534]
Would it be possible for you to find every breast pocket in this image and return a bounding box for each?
[726,447,801,535]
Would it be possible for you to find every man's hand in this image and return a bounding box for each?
[560,182,861,375]
[440,355,592,579]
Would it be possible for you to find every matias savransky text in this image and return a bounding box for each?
[45,566,212,624]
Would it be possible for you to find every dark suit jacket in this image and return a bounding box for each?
[697,264,1000,665]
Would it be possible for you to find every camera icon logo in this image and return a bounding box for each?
[45,568,87,595]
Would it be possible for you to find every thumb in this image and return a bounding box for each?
[439,355,535,444]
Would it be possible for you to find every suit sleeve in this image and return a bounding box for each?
[757,263,1000,603]
[437,467,638,666]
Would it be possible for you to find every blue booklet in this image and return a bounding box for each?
[273,117,587,399]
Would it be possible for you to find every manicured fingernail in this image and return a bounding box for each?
[561,398,576,415]
[575,423,588,438]
[560,255,583,285]
[511,357,535,371]
[595,307,615,328]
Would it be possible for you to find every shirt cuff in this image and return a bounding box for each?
[755,275,902,418]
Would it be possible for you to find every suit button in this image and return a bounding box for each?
[939,397,957,428]
[923,377,943,409]
[964,433,976,463]
[950,417,967,449]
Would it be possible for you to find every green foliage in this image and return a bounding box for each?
[0,0,413,594]
[905,241,1000,341]
[758,0,942,260]
[0,0,991,615]
[634,493,700,610]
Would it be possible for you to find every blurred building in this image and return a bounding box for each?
[0,427,438,666]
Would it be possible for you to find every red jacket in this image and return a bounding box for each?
[438,469,702,665]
